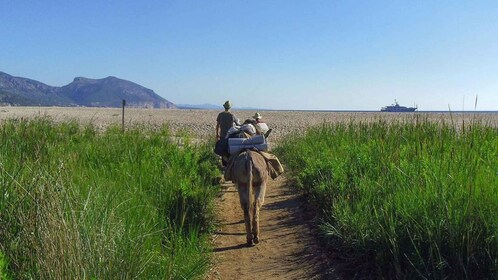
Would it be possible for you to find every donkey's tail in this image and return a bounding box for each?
[246,151,254,218]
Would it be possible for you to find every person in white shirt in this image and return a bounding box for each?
[252,112,269,135]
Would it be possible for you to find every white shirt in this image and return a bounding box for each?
[255,122,269,134]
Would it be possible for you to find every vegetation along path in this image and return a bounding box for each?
[208,174,338,280]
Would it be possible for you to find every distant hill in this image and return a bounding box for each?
[0,71,74,106]
[177,103,223,110]
[0,71,176,108]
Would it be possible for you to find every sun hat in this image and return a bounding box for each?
[223,100,231,109]
[252,112,262,120]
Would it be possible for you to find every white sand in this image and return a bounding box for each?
[1,107,497,144]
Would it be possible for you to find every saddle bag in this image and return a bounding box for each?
[214,138,229,157]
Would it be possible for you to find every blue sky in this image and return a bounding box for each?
[2,1,498,110]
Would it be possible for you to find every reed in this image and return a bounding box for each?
[0,117,220,279]
[275,117,498,279]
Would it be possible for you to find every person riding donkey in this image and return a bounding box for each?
[227,112,270,139]
[252,112,270,136]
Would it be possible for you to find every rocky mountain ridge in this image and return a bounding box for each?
[0,71,176,108]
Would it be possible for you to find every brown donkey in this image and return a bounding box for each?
[230,150,269,246]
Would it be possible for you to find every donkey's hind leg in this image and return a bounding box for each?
[251,182,267,244]
[237,183,253,246]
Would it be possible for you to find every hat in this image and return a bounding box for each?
[252,112,262,120]
[223,100,231,109]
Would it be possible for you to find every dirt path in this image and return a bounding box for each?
[208,174,338,280]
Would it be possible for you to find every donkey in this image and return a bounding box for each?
[230,150,269,246]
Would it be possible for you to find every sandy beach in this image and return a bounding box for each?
[1,107,497,144]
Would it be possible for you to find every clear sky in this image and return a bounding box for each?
[2,1,498,110]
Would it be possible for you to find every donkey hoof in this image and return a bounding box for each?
[253,236,259,244]
[246,240,255,247]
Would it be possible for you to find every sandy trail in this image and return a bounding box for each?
[208,174,337,280]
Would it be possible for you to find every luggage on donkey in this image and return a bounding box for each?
[214,131,267,157]
[214,138,229,157]
[214,124,271,171]
[228,134,268,155]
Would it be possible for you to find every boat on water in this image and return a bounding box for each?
[381,100,417,112]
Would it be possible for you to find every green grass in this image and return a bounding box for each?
[0,251,12,280]
[275,117,498,279]
[0,117,221,279]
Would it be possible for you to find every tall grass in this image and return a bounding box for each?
[0,117,220,279]
[275,117,498,279]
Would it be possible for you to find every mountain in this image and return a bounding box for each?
[59,76,175,108]
[0,71,176,108]
[0,71,74,106]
